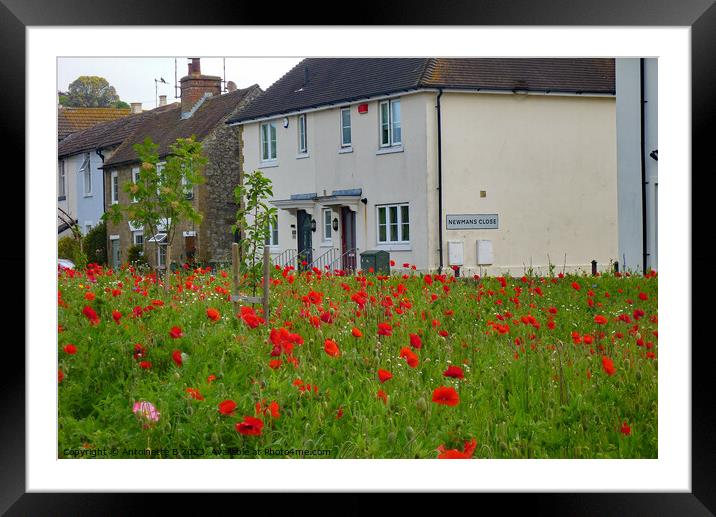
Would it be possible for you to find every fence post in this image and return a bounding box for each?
[262,244,270,320]
[591,259,597,276]
[165,244,172,293]
[231,242,240,316]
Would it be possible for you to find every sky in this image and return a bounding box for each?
[57,57,303,108]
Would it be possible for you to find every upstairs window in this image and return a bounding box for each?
[81,153,92,196]
[58,160,66,198]
[340,108,352,147]
[131,166,140,203]
[110,171,119,204]
[260,121,277,161]
[379,98,401,147]
[297,114,307,154]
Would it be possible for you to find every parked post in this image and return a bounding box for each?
[614,261,619,273]
[262,244,270,320]
[231,242,240,316]
[591,259,597,276]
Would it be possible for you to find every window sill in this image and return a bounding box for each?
[58,196,66,201]
[83,194,93,198]
[296,152,310,160]
[376,145,404,155]
[320,241,333,248]
[338,146,353,154]
[375,243,411,252]
[259,160,279,168]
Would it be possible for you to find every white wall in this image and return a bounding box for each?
[436,91,618,276]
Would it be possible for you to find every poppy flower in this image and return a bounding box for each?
[437,438,477,459]
[324,338,341,357]
[443,365,464,379]
[438,329,449,337]
[594,315,608,325]
[218,399,237,415]
[432,386,460,406]
[336,407,344,419]
[139,361,152,369]
[409,333,422,349]
[207,374,217,383]
[206,308,220,322]
[169,326,183,339]
[377,389,388,404]
[399,347,419,368]
[351,327,363,338]
[269,359,282,369]
[186,388,204,400]
[58,369,64,383]
[172,349,183,367]
[377,322,393,336]
[84,291,95,301]
[255,400,280,419]
[236,416,264,436]
[378,369,393,383]
[601,356,616,376]
[620,421,631,436]
[63,344,77,355]
[82,305,100,325]
[571,282,581,291]
[638,292,648,301]
[112,310,122,324]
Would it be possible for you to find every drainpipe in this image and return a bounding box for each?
[639,59,648,273]
[96,148,105,215]
[436,89,444,273]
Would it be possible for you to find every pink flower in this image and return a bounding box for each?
[132,401,160,423]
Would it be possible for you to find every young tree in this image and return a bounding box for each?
[233,170,276,294]
[105,136,206,289]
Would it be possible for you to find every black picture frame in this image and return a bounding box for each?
[5,1,713,514]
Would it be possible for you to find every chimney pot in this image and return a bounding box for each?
[159,95,167,106]
[188,58,201,76]
[130,102,142,114]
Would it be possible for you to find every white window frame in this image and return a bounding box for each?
[376,203,410,245]
[58,160,66,198]
[322,208,332,242]
[266,215,279,248]
[81,153,92,197]
[297,114,307,154]
[84,221,93,235]
[156,161,166,196]
[132,230,144,247]
[379,98,402,148]
[110,170,119,204]
[157,243,167,269]
[131,166,140,203]
[340,107,352,148]
[260,121,277,163]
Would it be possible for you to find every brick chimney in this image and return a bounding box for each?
[159,95,167,106]
[180,58,221,117]
[130,102,142,114]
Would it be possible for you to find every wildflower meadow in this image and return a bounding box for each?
[58,262,658,459]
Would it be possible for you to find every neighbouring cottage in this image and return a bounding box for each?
[102,58,262,269]
[227,58,618,276]
[58,106,132,142]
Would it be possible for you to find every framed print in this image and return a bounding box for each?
[4,0,714,513]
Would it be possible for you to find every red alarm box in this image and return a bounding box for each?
[358,103,368,114]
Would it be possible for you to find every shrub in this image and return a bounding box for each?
[58,236,80,262]
[83,221,107,265]
[127,244,147,266]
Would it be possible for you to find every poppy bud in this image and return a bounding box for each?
[387,431,397,443]
[416,397,427,413]
[405,426,416,441]
[635,370,642,381]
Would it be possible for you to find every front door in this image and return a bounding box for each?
[341,207,357,271]
[296,210,313,269]
[184,235,196,265]
[110,238,120,269]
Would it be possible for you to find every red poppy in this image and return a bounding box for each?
[443,365,464,379]
[236,416,264,436]
[84,291,95,301]
[206,307,220,322]
[571,282,581,291]
[377,322,393,336]
[409,333,422,349]
[432,386,460,406]
[351,327,363,338]
[255,400,280,419]
[82,305,100,325]
[63,344,77,355]
[399,347,419,368]
[58,369,64,383]
[620,421,631,436]
[172,350,183,367]
[218,399,237,415]
[437,438,477,459]
[112,310,122,325]
[336,407,344,419]
[324,338,341,357]
[169,326,183,339]
[378,369,393,383]
[207,374,217,383]
[186,388,204,400]
[438,329,449,337]
[602,356,616,376]
[269,359,282,369]
[594,315,608,325]
[377,389,388,404]
[139,361,152,369]
[638,292,648,301]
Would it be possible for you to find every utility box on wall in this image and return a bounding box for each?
[476,240,493,265]
[447,241,464,266]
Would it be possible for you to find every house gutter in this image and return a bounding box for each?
[639,58,648,273]
[436,88,444,273]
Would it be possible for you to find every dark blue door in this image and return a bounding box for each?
[297,210,313,269]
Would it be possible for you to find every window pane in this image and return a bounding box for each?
[272,223,279,246]
[401,205,409,241]
[261,124,269,159]
[389,206,398,241]
[378,206,386,225]
[342,126,351,146]
[270,123,277,159]
[324,210,331,239]
[391,100,401,144]
[380,103,390,145]
[341,110,351,145]
[378,207,387,242]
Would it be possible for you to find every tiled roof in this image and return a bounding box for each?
[58,107,132,141]
[103,86,260,168]
[58,103,179,158]
[228,58,615,124]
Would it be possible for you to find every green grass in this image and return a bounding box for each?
[57,264,658,459]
